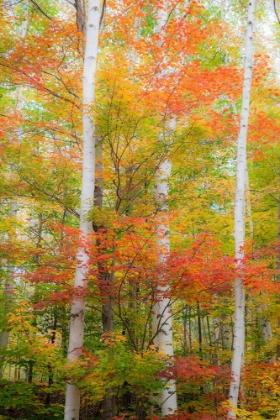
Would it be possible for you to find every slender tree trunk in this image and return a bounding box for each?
[182,305,190,355]
[93,141,114,335]
[228,0,255,417]
[245,167,254,241]
[197,302,203,355]
[153,157,177,415]
[64,2,100,419]
[46,315,57,406]
[220,316,232,352]
[129,14,140,75]
[257,303,273,345]
[93,140,115,419]
[151,3,177,415]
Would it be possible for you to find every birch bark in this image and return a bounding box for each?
[152,2,177,415]
[153,155,177,415]
[64,2,100,419]
[228,0,256,417]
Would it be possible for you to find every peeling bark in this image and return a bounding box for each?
[229,0,256,417]
[64,1,100,419]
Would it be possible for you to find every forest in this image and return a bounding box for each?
[0,0,280,419]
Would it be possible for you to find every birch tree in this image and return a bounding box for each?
[64,1,100,419]
[152,2,177,415]
[153,142,177,416]
[229,0,256,417]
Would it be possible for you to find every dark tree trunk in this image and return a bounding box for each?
[94,140,115,420]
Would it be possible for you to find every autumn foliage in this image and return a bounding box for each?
[0,0,280,419]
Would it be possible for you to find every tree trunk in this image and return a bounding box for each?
[153,158,177,416]
[197,302,203,355]
[93,139,116,420]
[153,127,177,413]
[229,0,256,417]
[64,2,100,419]
[46,315,57,406]
[151,4,177,415]
[220,315,232,352]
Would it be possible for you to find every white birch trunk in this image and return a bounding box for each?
[129,16,140,74]
[245,166,254,240]
[229,0,255,417]
[152,4,177,414]
[64,2,100,419]
[257,303,273,343]
[184,0,191,11]
[220,317,232,351]
[153,157,177,416]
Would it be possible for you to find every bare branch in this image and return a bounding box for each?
[29,0,53,21]
[274,0,280,24]
[100,0,106,29]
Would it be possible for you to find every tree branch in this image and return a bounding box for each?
[100,0,107,29]
[29,0,53,21]
[274,0,280,24]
